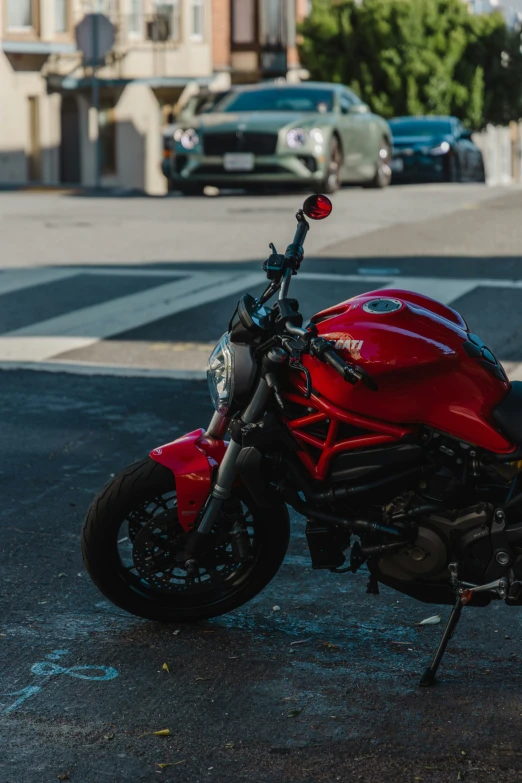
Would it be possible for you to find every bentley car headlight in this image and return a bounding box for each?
[180,128,200,150]
[310,127,324,144]
[286,128,307,148]
[207,334,235,415]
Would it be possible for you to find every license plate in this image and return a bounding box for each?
[223,153,255,172]
[391,158,404,173]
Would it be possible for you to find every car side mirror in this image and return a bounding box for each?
[460,130,473,141]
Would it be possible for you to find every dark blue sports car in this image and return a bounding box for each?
[389,116,486,183]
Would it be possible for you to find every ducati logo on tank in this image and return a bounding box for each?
[334,338,364,354]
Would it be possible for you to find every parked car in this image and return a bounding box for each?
[389,116,486,183]
[163,82,393,195]
[162,90,227,185]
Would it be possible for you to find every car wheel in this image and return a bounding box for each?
[364,137,392,189]
[476,159,486,183]
[446,156,460,183]
[316,136,342,194]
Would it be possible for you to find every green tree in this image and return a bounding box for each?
[299,0,520,128]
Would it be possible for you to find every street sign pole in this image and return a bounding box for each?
[92,11,100,189]
[75,11,115,189]
[92,5,101,190]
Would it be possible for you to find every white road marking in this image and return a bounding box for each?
[0,267,520,377]
[0,360,206,381]
[0,271,262,362]
[381,277,478,305]
[0,267,78,296]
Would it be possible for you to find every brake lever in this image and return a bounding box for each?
[289,357,312,398]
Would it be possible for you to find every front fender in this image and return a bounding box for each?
[150,429,227,531]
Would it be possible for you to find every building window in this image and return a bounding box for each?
[154,1,181,42]
[128,0,142,35]
[232,0,255,45]
[7,0,33,29]
[260,0,287,47]
[190,0,204,40]
[55,0,68,33]
[101,0,118,17]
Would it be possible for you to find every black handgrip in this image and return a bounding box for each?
[323,348,358,385]
[310,337,378,391]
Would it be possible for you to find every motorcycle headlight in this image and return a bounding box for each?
[286,128,307,149]
[430,141,451,156]
[180,128,200,150]
[207,334,234,415]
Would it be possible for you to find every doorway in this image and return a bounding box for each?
[60,95,81,184]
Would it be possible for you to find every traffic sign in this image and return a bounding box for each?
[75,13,115,66]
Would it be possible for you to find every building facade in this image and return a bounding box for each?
[212,0,309,82]
[0,0,215,193]
[0,0,306,193]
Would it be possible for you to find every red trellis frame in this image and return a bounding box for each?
[283,385,415,481]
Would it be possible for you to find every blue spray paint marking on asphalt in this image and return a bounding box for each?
[30,661,118,681]
[1,650,118,714]
[45,649,70,661]
[2,686,42,714]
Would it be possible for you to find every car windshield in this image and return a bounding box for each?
[211,87,334,114]
[389,120,453,137]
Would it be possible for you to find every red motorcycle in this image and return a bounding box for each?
[82,195,522,686]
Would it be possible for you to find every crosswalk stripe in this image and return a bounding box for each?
[0,267,78,296]
[0,271,262,363]
[0,267,520,377]
[383,277,478,305]
[299,272,477,305]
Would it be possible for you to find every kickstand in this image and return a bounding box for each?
[419,595,463,687]
[366,573,380,594]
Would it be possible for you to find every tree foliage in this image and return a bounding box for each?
[298,0,522,128]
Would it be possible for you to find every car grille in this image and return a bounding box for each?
[203,132,279,156]
[195,164,287,175]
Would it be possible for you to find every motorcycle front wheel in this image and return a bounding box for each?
[81,458,290,622]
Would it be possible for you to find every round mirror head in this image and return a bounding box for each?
[302,194,333,220]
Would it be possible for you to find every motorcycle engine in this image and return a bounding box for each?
[377,523,448,582]
[375,500,493,584]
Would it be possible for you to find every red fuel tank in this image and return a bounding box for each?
[302,289,512,453]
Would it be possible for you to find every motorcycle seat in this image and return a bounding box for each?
[492,381,522,444]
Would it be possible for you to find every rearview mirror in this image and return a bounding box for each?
[303,194,333,220]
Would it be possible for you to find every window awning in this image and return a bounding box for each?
[46,74,217,92]
[2,40,77,55]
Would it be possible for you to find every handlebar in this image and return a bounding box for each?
[309,335,378,392]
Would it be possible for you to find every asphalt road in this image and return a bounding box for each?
[2,184,522,783]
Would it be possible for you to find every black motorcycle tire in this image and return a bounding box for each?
[81,458,290,622]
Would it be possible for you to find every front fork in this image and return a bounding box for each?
[194,379,270,539]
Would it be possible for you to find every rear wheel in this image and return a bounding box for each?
[476,158,486,183]
[364,137,392,189]
[447,156,460,183]
[82,458,290,622]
